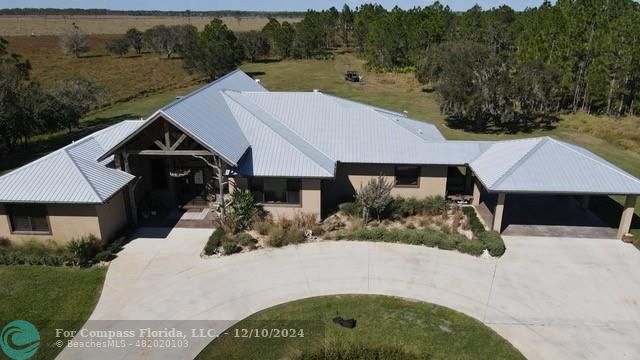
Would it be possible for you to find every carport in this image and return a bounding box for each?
[469,137,640,239]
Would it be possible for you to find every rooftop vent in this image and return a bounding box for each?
[417,129,423,134]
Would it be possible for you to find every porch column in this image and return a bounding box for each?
[472,180,481,206]
[465,167,473,194]
[617,195,637,239]
[122,151,138,225]
[580,195,590,209]
[492,193,506,232]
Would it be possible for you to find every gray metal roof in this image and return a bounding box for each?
[236,91,468,166]
[220,92,332,177]
[470,137,640,195]
[223,91,334,177]
[0,121,144,203]
[160,70,266,165]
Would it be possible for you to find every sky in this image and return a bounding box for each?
[0,1,547,12]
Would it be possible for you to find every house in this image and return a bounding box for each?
[0,70,639,244]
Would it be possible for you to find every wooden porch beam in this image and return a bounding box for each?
[129,150,213,156]
[170,134,188,150]
[153,140,168,151]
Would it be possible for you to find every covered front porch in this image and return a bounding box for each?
[99,115,231,228]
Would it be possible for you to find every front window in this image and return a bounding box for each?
[395,165,420,187]
[250,178,301,205]
[7,204,50,233]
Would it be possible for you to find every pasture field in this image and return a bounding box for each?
[0,15,302,36]
[5,34,201,104]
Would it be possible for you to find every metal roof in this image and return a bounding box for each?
[0,121,144,203]
[470,137,640,195]
[222,92,335,177]
[160,69,265,165]
[236,91,468,166]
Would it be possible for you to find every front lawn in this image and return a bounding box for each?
[0,266,106,359]
[196,295,524,360]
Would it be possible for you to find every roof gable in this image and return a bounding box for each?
[0,121,141,204]
[471,137,640,195]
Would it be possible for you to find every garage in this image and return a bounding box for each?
[469,137,640,239]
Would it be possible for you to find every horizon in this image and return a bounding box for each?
[0,1,550,12]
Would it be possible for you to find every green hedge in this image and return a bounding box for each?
[462,206,506,257]
[479,231,506,257]
[344,223,505,257]
[343,228,486,256]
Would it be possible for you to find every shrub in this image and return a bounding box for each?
[422,195,447,215]
[252,216,274,235]
[456,240,485,256]
[462,206,486,235]
[226,190,263,233]
[94,250,115,262]
[66,235,101,267]
[266,225,306,248]
[236,232,257,247]
[479,231,505,256]
[339,202,362,217]
[222,243,242,256]
[204,228,225,255]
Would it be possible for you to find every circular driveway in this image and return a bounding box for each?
[59,228,640,360]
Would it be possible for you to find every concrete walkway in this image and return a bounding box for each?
[59,228,640,360]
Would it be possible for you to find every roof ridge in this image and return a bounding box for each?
[490,137,548,188]
[62,149,103,202]
[547,136,640,185]
[223,91,335,175]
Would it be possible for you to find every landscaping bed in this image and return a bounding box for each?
[202,188,505,258]
[0,233,128,267]
[196,295,524,360]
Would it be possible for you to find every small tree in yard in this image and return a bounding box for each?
[356,175,393,224]
[225,190,263,233]
[61,23,89,58]
[106,38,130,57]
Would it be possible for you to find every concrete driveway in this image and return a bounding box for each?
[59,229,640,360]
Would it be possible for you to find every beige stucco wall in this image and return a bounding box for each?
[0,203,101,245]
[230,177,322,220]
[96,190,128,243]
[334,163,448,202]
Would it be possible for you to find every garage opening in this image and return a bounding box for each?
[477,193,622,239]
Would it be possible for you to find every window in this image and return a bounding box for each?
[249,178,301,205]
[8,204,50,233]
[395,165,420,187]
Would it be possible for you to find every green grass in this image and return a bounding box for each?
[196,294,524,360]
[0,266,106,360]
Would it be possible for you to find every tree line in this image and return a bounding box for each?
[254,1,640,131]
